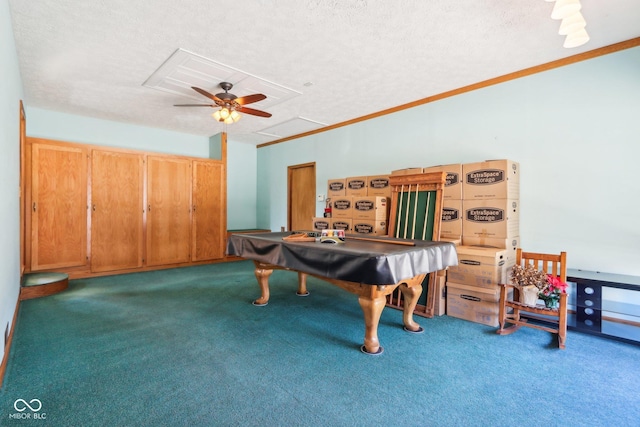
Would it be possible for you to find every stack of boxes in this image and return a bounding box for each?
[313,175,391,235]
[421,164,464,315]
[311,160,520,326]
[445,159,520,326]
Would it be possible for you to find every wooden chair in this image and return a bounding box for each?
[497,249,568,349]
[385,171,446,318]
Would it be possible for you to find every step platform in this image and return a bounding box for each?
[21,272,69,300]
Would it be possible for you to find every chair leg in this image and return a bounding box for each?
[496,285,523,336]
[558,292,568,349]
[497,284,507,333]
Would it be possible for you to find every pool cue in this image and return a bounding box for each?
[403,185,411,239]
[395,185,404,238]
[411,184,419,239]
[347,236,415,246]
[421,192,431,239]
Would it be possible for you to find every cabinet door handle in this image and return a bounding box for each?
[193,205,196,212]
[148,204,151,212]
[92,204,96,212]
[33,202,36,212]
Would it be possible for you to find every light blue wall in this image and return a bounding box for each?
[0,0,24,368]
[256,46,640,276]
[25,107,210,157]
[226,139,257,229]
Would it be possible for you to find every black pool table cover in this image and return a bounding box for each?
[227,232,458,285]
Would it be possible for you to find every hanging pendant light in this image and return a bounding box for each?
[563,28,590,48]
[559,11,586,35]
[551,0,581,20]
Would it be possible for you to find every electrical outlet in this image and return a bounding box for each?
[317,194,325,202]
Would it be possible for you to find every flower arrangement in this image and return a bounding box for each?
[510,265,568,308]
[510,264,547,289]
[538,275,568,309]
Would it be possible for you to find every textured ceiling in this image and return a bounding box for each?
[8,0,640,145]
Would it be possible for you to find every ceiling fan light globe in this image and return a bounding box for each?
[212,110,222,121]
[224,116,234,124]
[219,108,230,120]
[551,0,581,20]
[230,110,241,122]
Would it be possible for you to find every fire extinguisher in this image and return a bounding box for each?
[324,198,332,218]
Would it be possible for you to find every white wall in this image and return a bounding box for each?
[256,46,640,276]
[0,0,24,369]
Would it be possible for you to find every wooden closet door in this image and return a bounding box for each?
[90,150,144,272]
[30,143,88,271]
[192,160,225,262]
[288,162,316,232]
[146,156,192,266]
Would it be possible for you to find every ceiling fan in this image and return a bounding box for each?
[174,82,272,124]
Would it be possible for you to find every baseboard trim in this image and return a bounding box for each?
[0,299,20,389]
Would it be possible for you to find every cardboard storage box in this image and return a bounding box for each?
[327,179,346,197]
[367,175,391,197]
[462,236,520,261]
[352,196,389,220]
[423,164,463,200]
[345,176,368,196]
[350,220,387,236]
[446,245,515,289]
[462,159,520,199]
[446,282,501,327]
[434,275,447,316]
[440,236,462,246]
[462,199,519,239]
[440,199,462,239]
[331,219,352,232]
[312,217,330,231]
[331,197,353,219]
[390,167,423,176]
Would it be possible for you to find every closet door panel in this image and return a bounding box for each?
[146,156,191,266]
[31,143,88,270]
[192,160,225,261]
[91,150,144,272]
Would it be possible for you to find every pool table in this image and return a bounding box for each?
[227,231,458,354]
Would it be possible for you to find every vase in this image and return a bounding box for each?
[543,296,559,309]
[520,285,539,306]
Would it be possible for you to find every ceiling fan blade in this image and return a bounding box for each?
[191,87,223,103]
[235,93,266,105]
[174,104,215,107]
[238,106,272,118]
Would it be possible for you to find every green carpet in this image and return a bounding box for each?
[1,261,639,426]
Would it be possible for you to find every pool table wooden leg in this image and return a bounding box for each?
[253,262,273,306]
[358,293,386,354]
[399,275,425,333]
[297,272,310,296]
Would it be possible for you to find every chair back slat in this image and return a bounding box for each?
[516,248,567,282]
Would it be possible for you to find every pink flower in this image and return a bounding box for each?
[546,274,567,294]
